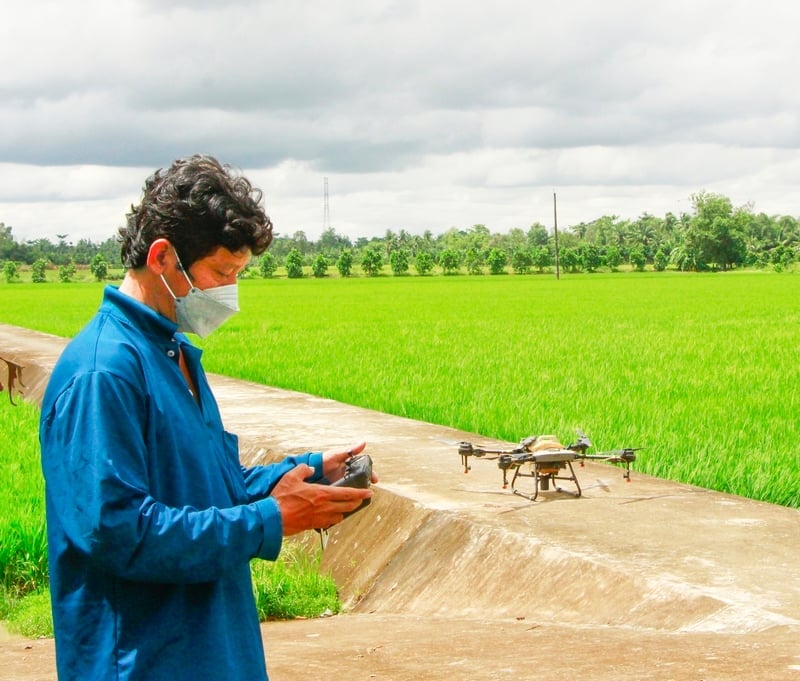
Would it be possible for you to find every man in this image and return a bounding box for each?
[40,154,373,681]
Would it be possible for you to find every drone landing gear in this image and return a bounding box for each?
[505,454,582,502]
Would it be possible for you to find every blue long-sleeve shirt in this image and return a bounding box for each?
[40,285,322,681]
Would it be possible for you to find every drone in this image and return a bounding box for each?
[457,430,640,501]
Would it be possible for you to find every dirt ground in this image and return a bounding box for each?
[2,323,800,680]
[2,615,800,681]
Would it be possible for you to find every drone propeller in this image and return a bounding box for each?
[567,428,592,453]
[458,441,521,473]
[581,447,642,480]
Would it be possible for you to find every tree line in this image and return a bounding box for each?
[2,190,799,280]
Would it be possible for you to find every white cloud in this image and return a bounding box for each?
[0,0,798,242]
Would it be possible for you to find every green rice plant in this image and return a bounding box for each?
[1,272,799,507]
[250,542,340,620]
[203,273,800,507]
[0,282,101,337]
[0,399,48,599]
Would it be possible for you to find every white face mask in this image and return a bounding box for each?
[161,250,239,337]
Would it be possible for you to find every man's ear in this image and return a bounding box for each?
[146,239,174,274]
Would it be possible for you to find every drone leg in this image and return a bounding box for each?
[552,462,581,498]
[510,467,539,502]
[510,467,520,493]
[568,461,582,498]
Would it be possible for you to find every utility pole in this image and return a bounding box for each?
[553,192,560,280]
[323,177,331,232]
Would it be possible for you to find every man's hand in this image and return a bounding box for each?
[321,441,379,485]
[270,449,375,536]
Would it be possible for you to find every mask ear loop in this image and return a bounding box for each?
[160,248,193,300]
[160,273,179,300]
[172,248,195,289]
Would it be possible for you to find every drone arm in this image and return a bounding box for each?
[458,441,526,474]
[580,448,639,480]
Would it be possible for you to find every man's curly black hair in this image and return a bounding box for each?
[119,154,273,269]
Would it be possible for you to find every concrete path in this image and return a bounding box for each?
[2,322,799,680]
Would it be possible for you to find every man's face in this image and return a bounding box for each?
[177,246,252,293]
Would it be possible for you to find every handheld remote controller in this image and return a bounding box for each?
[331,454,373,517]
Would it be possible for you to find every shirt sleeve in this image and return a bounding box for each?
[41,370,282,583]
[240,451,325,501]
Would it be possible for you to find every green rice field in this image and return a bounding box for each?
[1,271,799,507]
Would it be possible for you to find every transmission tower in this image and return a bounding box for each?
[323,177,331,232]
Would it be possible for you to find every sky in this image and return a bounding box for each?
[1,0,798,244]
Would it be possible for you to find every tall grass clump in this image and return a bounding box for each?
[0,398,49,628]
[250,542,340,620]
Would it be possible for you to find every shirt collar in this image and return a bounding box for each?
[101,285,183,343]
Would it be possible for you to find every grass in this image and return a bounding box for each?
[2,271,799,507]
[208,272,800,507]
[4,590,52,638]
[0,398,50,636]
[251,542,340,620]
[0,399,47,603]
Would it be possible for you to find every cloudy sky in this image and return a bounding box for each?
[1,0,798,244]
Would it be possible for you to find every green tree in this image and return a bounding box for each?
[629,246,647,271]
[31,258,48,283]
[629,213,662,260]
[336,250,354,277]
[311,254,329,278]
[465,247,483,275]
[90,253,109,281]
[360,247,383,276]
[511,249,533,274]
[684,191,747,270]
[389,249,410,276]
[259,252,277,278]
[318,227,352,255]
[653,249,669,272]
[97,237,120,268]
[559,247,580,273]
[465,224,491,254]
[603,245,622,271]
[59,261,77,283]
[438,248,460,275]
[486,248,508,275]
[414,251,434,276]
[670,240,700,271]
[285,248,304,279]
[533,246,552,273]
[0,223,16,261]
[289,230,309,255]
[3,260,19,283]
[527,222,550,248]
[580,244,601,272]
